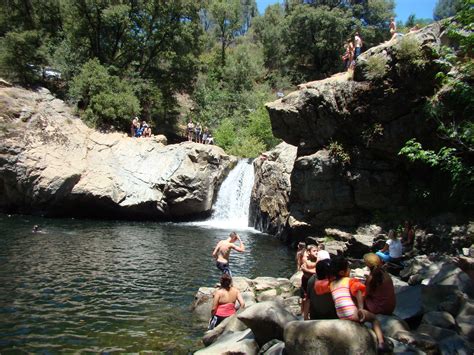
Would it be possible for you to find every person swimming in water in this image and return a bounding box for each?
[212,232,245,276]
[32,225,40,233]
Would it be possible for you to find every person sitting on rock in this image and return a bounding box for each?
[205,132,214,145]
[141,121,151,138]
[307,258,338,320]
[208,274,245,330]
[376,229,403,263]
[301,244,318,320]
[329,256,387,351]
[363,253,396,315]
[401,221,415,249]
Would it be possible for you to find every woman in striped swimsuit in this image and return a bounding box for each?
[329,257,387,351]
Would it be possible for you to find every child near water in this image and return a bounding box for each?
[329,257,387,351]
[300,244,318,320]
[296,242,307,271]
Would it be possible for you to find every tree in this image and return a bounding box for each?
[252,4,285,71]
[283,5,353,80]
[209,0,243,66]
[405,14,416,28]
[0,30,45,83]
[434,0,462,20]
[69,58,140,130]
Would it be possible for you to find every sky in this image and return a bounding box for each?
[256,0,438,22]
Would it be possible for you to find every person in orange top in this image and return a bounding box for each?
[329,257,387,351]
[209,274,245,329]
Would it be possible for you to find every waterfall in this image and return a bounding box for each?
[190,159,255,230]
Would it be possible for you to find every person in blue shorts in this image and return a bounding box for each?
[212,232,245,276]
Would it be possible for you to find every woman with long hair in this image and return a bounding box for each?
[209,274,245,330]
[363,253,396,315]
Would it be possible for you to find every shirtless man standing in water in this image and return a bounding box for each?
[212,232,245,276]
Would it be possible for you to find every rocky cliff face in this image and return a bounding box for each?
[256,22,467,239]
[250,143,297,240]
[0,83,236,219]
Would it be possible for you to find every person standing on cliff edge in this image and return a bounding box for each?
[212,232,245,277]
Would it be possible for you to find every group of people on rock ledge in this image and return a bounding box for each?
[186,120,214,144]
[342,16,421,72]
[130,116,153,138]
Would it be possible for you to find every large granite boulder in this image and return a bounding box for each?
[195,328,258,355]
[250,142,297,241]
[394,284,461,322]
[0,85,236,219]
[284,320,377,355]
[237,301,298,346]
[202,313,248,346]
[264,21,468,237]
[191,287,215,322]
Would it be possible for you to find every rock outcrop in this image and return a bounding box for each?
[250,142,297,241]
[0,85,236,219]
[252,21,470,241]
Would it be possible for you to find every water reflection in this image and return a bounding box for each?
[0,215,294,352]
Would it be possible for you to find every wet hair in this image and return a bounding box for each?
[220,274,232,290]
[306,244,317,251]
[297,242,306,250]
[316,259,331,280]
[330,256,349,280]
[229,232,238,240]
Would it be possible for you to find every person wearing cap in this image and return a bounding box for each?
[316,243,330,262]
[363,253,396,315]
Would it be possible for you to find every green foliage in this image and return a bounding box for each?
[0,30,45,83]
[69,59,140,130]
[283,5,353,81]
[245,106,280,149]
[399,2,473,206]
[362,123,384,146]
[252,4,286,71]
[399,139,471,188]
[327,140,351,165]
[395,36,423,62]
[434,0,463,20]
[364,54,388,81]
[209,0,243,66]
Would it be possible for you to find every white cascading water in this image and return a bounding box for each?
[191,159,255,230]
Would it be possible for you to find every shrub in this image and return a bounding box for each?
[327,140,351,165]
[395,36,423,63]
[228,135,267,158]
[0,30,45,84]
[69,59,140,130]
[364,54,388,81]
